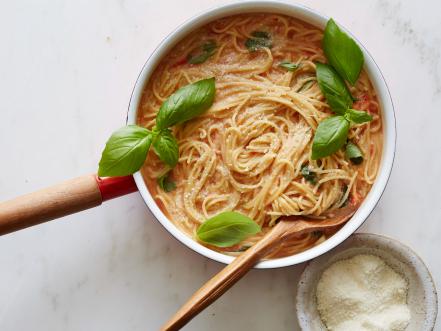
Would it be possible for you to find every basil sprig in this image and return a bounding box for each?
[245,31,272,52]
[188,41,217,64]
[156,77,215,130]
[312,116,350,160]
[98,125,153,177]
[323,19,364,85]
[316,63,353,115]
[98,78,216,177]
[345,141,363,164]
[311,19,372,160]
[311,107,372,160]
[196,211,261,247]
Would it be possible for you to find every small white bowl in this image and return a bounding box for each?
[296,233,438,331]
[127,1,396,268]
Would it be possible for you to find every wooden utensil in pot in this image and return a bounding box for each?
[162,202,359,330]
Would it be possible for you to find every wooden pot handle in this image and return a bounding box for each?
[161,221,293,331]
[0,174,137,236]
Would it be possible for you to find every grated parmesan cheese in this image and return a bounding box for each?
[316,254,411,331]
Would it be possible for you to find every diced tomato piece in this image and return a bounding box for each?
[353,93,369,111]
[172,57,187,67]
[302,50,315,57]
[349,192,362,205]
[368,103,378,114]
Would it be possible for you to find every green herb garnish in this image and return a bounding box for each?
[311,19,372,160]
[188,40,217,64]
[312,116,350,160]
[345,141,363,164]
[157,172,176,192]
[344,108,373,124]
[98,78,216,177]
[301,165,317,184]
[316,63,353,115]
[98,125,153,177]
[323,19,364,85]
[152,128,179,168]
[156,77,215,130]
[196,211,261,247]
[245,31,272,51]
[279,60,299,72]
[251,31,270,39]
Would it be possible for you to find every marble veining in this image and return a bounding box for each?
[376,0,441,94]
[0,1,440,330]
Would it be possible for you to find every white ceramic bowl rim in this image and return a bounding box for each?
[126,0,396,269]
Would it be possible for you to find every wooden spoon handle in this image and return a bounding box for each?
[0,174,137,235]
[161,221,293,331]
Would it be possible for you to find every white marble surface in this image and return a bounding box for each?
[0,0,440,330]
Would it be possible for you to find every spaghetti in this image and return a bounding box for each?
[137,14,382,258]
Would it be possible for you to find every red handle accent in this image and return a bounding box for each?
[95,175,138,201]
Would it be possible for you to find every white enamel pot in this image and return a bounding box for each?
[127,1,396,269]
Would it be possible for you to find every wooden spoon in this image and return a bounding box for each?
[161,202,359,331]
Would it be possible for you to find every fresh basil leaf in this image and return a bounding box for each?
[316,63,353,115]
[345,141,363,164]
[152,129,179,167]
[251,31,270,39]
[196,211,261,247]
[157,172,176,192]
[98,125,152,177]
[203,40,216,53]
[345,108,373,124]
[188,40,217,64]
[301,165,317,184]
[323,19,364,85]
[156,77,215,130]
[245,31,272,51]
[311,116,350,160]
[279,61,299,72]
